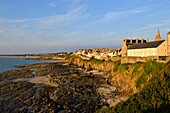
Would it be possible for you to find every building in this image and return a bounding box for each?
[127,40,167,57]
[167,32,170,56]
[127,30,170,58]
[122,38,149,56]
[121,30,170,64]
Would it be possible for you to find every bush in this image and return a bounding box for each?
[119,64,129,73]
[113,60,121,72]
[96,61,170,113]
[65,55,78,60]
[131,62,142,78]
[136,74,147,88]
[143,60,163,75]
[135,60,164,88]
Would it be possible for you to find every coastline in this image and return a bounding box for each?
[0,58,126,112]
[2,54,165,112]
[0,56,61,74]
[0,55,39,59]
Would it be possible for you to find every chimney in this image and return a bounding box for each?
[146,38,149,42]
[136,38,138,43]
[130,38,132,44]
[141,38,144,43]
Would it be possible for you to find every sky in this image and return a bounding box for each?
[0,0,170,54]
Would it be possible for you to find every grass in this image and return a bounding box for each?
[96,61,170,113]
[113,60,121,72]
[119,64,129,73]
[90,57,105,64]
[136,74,147,88]
[65,55,78,60]
[135,60,164,89]
[131,62,142,78]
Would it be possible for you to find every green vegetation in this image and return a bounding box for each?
[65,54,79,60]
[113,60,121,72]
[131,62,142,78]
[135,60,164,88]
[96,61,170,113]
[143,60,163,75]
[90,57,105,64]
[106,59,114,63]
[136,74,147,88]
[119,63,129,73]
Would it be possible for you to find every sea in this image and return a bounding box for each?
[0,58,52,74]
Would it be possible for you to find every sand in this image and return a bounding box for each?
[14,76,58,87]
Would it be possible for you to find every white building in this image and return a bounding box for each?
[127,40,167,57]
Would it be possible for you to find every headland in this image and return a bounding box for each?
[0,30,170,112]
[0,52,170,112]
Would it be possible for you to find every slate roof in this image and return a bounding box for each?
[128,40,165,49]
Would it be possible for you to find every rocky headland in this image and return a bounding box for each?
[0,59,127,113]
[0,53,169,113]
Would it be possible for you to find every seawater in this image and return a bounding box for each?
[0,58,52,73]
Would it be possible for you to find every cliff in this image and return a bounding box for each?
[66,55,163,88]
[65,54,168,110]
[96,61,170,113]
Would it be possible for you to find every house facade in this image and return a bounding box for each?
[127,40,167,57]
[122,38,149,56]
[121,30,170,64]
[127,30,170,58]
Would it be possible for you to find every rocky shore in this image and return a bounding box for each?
[0,60,127,113]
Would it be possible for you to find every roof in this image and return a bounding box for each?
[128,40,165,49]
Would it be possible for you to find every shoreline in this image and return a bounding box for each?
[0,59,126,112]
[0,55,39,59]
[0,55,65,61]
[0,57,63,74]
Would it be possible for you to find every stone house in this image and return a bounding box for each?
[122,38,149,56]
[127,30,170,58]
[127,40,167,57]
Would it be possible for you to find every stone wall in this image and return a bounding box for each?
[121,57,148,64]
[121,56,169,64]
[110,57,121,62]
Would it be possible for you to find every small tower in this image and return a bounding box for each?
[155,29,164,41]
[167,31,170,56]
[155,29,161,41]
[122,38,128,56]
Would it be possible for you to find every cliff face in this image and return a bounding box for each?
[96,61,170,113]
[66,56,133,96]
[68,57,114,73]
[65,54,170,113]
[66,55,165,95]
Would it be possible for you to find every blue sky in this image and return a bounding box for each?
[0,0,170,54]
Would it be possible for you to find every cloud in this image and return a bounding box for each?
[0,0,90,54]
[96,7,148,23]
[132,20,170,32]
[0,2,89,31]
[133,24,165,31]
[40,4,89,30]
[48,1,58,8]
[48,0,85,8]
